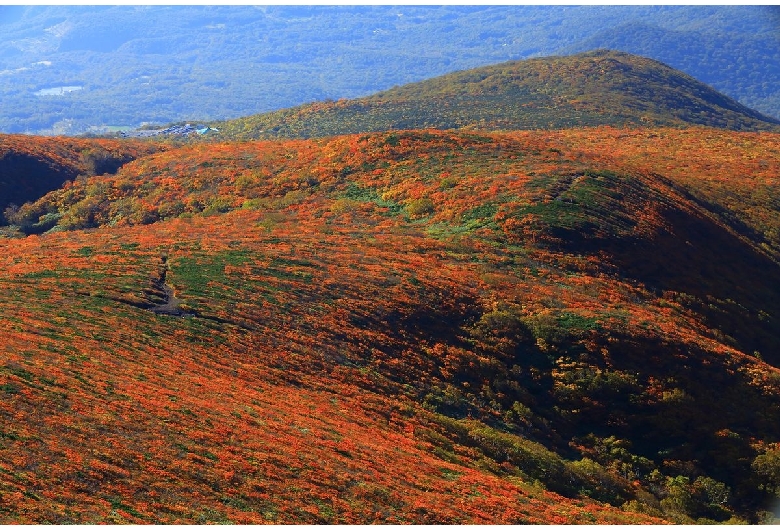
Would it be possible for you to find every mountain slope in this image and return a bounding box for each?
[3,127,780,522]
[564,20,780,120]
[0,135,163,228]
[0,207,669,525]
[212,51,780,140]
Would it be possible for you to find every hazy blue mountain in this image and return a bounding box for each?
[0,5,776,135]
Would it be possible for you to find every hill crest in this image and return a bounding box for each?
[211,50,780,140]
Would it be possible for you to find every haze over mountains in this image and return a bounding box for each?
[0,5,777,135]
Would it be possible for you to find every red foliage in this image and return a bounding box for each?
[2,126,780,523]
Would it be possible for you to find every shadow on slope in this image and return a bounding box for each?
[0,152,79,217]
[511,170,780,365]
[0,139,162,230]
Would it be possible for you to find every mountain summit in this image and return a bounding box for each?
[214,50,780,140]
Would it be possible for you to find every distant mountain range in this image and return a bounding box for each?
[211,50,780,140]
[0,5,777,135]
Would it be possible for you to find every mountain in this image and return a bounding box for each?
[211,50,780,140]
[0,135,162,226]
[0,5,777,135]
[562,18,780,120]
[2,126,780,523]
[2,16,780,521]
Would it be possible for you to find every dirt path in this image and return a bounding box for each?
[149,255,190,317]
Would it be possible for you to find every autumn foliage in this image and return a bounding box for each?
[1,125,780,523]
[0,134,164,229]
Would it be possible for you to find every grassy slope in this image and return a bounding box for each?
[211,51,780,140]
[2,127,780,522]
[0,207,662,525]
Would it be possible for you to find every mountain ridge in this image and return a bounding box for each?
[210,51,780,141]
[562,19,780,119]
[1,126,780,522]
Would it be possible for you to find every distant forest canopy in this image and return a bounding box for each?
[0,5,777,135]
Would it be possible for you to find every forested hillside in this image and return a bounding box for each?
[2,126,780,523]
[0,5,776,134]
[0,135,162,224]
[212,51,780,141]
[564,19,780,120]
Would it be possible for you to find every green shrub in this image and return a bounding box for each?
[660,476,694,515]
[203,197,234,215]
[406,197,435,218]
[439,177,457,190]
[568,458,631,506]
[753,446,780,495]
[470,309,532,358]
